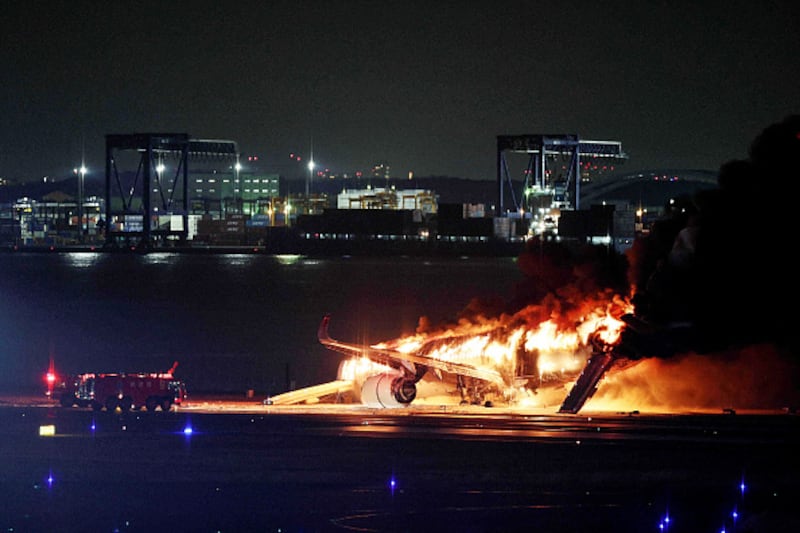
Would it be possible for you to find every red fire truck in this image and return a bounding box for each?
[56,361,187,412]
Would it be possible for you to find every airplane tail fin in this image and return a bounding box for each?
[318,314,332,343]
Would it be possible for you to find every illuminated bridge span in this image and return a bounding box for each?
[579,169,718,206]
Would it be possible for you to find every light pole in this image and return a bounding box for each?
[234,161,241,213]
[305,138,314,212]
[156,162,165,207]
[74,165,87,242]
[306,159,314,201]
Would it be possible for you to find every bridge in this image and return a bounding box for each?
[579,169,718,206]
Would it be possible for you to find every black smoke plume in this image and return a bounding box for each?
[625,115,799,357]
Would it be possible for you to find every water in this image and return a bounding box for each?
[0,252,522,395]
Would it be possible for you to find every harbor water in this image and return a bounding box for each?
[0,252,523,396]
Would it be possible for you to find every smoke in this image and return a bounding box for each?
[626,115,799,352]
[398,117,800,411]
[412,238,630,337]
[590,344,800,412]
[582,116,800,411]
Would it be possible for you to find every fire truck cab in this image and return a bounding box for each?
[57,362,187,412]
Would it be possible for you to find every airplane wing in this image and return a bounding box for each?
[266,380,354,406]
[318,315,505,386]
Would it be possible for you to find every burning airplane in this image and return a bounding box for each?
[272,116,799,413]
[317,283,636,412]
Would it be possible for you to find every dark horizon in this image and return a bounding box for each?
[2,1,797,183]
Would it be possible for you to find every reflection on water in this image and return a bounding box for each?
[275,254,303,265]
[212,253,259,267]
[63,252,103,269]
[140,252,179,265]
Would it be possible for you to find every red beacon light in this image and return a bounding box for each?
[45,353,58,397]
[45,371,57,397]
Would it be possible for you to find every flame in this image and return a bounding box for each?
[338,357,393,381]
[333,294,796,415]
[350,292,634,400]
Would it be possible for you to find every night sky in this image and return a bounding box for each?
[2,0,798,183]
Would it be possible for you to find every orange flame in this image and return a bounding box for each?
[338,357,393,381]
[349,292,633,401]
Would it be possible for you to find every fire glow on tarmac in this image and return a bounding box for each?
[1,395,798,533]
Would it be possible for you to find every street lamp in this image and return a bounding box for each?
[306,159,315,201]
[234,161,241,213]
[73,165,87,242]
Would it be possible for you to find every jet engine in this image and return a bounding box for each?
[360,373,417,408]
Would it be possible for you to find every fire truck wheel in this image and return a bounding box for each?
[160,399,172,412]
[120,397,133,411]
[104,397,118,412]
[145,398,159,412]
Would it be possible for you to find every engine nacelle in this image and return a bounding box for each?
[360,373,417,408]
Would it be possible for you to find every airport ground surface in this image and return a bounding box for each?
[1,394,798,533]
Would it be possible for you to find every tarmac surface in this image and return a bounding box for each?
[1,395,798,532]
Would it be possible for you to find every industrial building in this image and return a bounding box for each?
[0,131,718,254]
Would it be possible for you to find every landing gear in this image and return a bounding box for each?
[457,376,492,406]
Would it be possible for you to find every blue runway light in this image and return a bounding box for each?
[47,472,54,487]
[183,426,193,436]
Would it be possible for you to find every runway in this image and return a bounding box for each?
[1,395,798,532]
